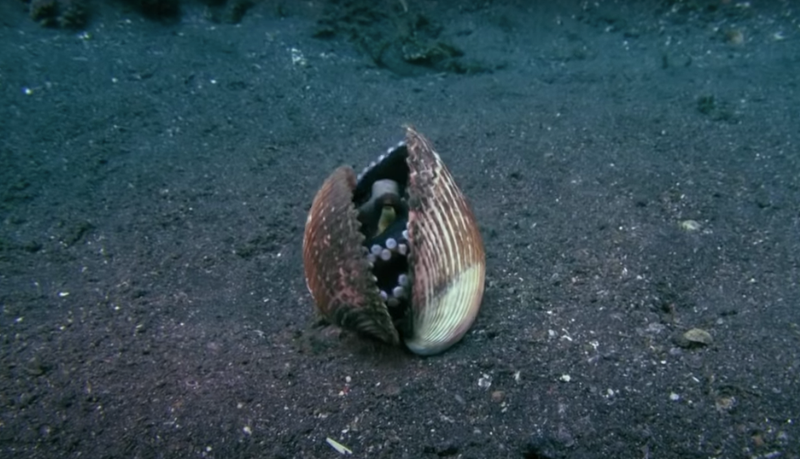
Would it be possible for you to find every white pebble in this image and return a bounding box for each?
[380,248,392,261]
[402,229,409,240]
[392,286,405,298]
[370,244,382,255]
[398,244,408,256]
[385,237,397,249]
[379,290,388,300]
[387,297,400,307]
[398,274,409,286]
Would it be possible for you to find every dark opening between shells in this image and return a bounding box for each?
[354,143,412,324]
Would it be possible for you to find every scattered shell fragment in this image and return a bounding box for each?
[715,395,736,412]
[724,28,744,45]
[679,220,701,232]
[326,437,352,455]
[677,328,713,348]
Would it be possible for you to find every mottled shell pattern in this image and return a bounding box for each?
[302,127,485,355]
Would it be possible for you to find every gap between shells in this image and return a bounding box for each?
[354,143,412,324]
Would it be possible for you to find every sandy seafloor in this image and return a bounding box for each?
[1,1,799,458]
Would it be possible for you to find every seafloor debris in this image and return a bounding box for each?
[27,0,88,28]
[675,328,713,348]
[313,0,490,75]
[325,437,352,455]
[205,0,255,24]
[679,219,701,232]
[23,0,259,27]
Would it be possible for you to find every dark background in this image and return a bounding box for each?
[1,1,798,458]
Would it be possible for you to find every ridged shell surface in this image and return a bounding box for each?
[404,128,486,355]
[302,166,399,345]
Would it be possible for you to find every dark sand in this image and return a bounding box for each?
[1,1,798,458]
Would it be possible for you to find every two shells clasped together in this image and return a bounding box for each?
[302,127,486,355]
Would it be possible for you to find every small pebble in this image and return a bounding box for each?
[679,220,701,232]
[676,328,713,348]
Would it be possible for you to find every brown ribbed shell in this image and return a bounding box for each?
[302,166,399,345]
[302,127,485,355]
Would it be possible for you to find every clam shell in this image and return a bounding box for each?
[303,166,400,345]
[403,128,485,355]
[302,127,485,354]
